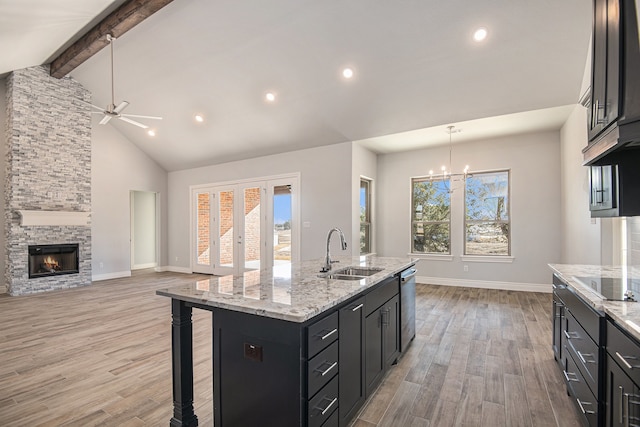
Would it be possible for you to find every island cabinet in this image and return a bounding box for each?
[605,321,640,427]
[338,296,365,426]
[552,274,605,426]
[364,276,400,397]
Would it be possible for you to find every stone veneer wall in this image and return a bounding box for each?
[4,66,92,295]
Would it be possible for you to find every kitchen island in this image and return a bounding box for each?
[157,255,416,427]
[549,264,640,426]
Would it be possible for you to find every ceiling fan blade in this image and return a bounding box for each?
[99,115,112,125]
[118,116,149,129]
[121,114,163,120]
[113,101,129,114]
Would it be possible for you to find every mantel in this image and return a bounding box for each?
[16,210,90,226]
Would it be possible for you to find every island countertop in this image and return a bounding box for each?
[549,263,640,341]
[156,255,417,323]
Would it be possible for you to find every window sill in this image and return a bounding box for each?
[460,255,514,263]
[408,253,454,261]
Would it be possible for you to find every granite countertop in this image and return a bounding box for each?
[157,255,417,323]
[549,263,640,341]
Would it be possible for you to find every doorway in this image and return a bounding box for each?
[191,174,299,275]
[130,190,158,270]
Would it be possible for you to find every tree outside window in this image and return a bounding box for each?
[464,170,510,255]
[411,178,451,254]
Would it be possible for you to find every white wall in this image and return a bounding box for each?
[0,78,6,292]
[91,124,168,280]
[559,105,601,264]
[167,142,353,271]
[131,190,157,269]
[352,144,377,254]
[377,131,562,287]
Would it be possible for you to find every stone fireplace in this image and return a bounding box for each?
[4,65,92,295]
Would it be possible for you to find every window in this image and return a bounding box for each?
[360,178,372,254]
[411,177,451,254]
[464,170,510,255]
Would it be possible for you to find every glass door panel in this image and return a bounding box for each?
[193,191,213,274]
[213,187,237,275]
[273,185,292,265]
[242,186,262,271]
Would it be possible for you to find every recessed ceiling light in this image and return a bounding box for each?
[342,68,354,79]
[265,92,276,102]
[473,27,488,42]
[195,114,204,122]
[147,129,156,137]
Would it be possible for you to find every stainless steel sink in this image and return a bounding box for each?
[321,266,383,280]
[333,266,383,276]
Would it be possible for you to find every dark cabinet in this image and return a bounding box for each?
[588,150,640,217]
[338,297,365,427]
[590,165,617,213]
[606,354,640,427]
[551,274,605,426]
[589,0,620,142]
[365,294,400,397]
[552,280,566,366]
[606,321,640,427]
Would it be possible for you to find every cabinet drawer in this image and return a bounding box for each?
[308,375,338,427]
[564,352,598,426]
[608,320,640,387]
[308,311,339,358]
[365,276,398,317]
[564,310,599,394]
[308,341,339,398]
[321,406,338,427]
[554,279,601,343]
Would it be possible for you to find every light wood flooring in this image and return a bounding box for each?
[0,271,582,426]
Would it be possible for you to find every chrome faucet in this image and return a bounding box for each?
[321,227,347,272]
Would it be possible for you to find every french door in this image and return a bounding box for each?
[191,175,298,275]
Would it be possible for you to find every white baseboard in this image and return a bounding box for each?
[416,276,552,293]
[92,271,132,281]
[131,262,158,270]
[156,265,193,274]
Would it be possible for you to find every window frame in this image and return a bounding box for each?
[410,176,452,255]
[360,177,372,255]
[463,169,511,257]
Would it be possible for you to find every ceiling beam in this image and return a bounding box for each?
[49,0,174,78]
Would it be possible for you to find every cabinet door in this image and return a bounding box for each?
[607,355,640,427]
[339,297,365,427]
[383,295,400,368]
[552,292,564,364]
[365,309,384,397]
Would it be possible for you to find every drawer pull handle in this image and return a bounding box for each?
[577,398,595,415]
[318,397,338,415]
[563,330,579,340]
[320,328,337,340]
[577,351,596,365]
[616,352,636,370]
[563,370,579,382]
[315,361,338,377]
[624,392,630,427]
[351,303,364,312]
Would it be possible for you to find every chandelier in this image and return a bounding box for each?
[428,125,470,193]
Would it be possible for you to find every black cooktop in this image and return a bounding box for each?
[573,276,640,301]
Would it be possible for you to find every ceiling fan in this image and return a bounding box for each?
[90,34,162,129]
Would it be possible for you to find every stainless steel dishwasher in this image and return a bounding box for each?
[399,266,417,353]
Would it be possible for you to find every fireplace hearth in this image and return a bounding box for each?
[28,244,80,279]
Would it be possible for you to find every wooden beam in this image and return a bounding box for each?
[50,0,175,78]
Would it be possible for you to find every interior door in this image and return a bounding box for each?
[192,183,265,275]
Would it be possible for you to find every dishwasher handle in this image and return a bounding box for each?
[401,268,417,281]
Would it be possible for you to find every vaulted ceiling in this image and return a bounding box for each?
[2,0,592,171]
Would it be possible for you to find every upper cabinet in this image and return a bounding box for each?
[584,0,640,165]
[588,0,620,141]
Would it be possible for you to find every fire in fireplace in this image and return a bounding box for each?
[28,244,79,279]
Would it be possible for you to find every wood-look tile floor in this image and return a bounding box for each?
[0,271,583,426]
